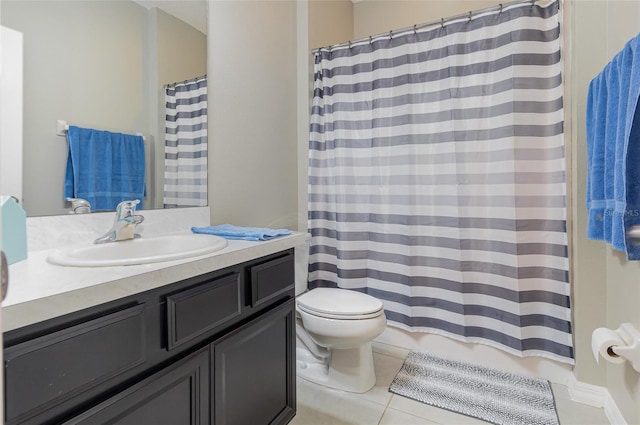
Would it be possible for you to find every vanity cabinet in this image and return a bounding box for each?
[213,299,295,425]
[3,249,296,425]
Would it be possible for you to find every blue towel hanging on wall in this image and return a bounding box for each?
[586,33,640,259]
[64,126,146,211]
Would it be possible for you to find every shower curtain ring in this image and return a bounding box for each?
[413,24,417,35]
[441,18,445,28]
[369,35,373,45]
[389,30,393,39]
[348,40,352,49]
[468,11,473,21]
[499,4,503,15]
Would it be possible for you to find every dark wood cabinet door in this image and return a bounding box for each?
[212,299,296,425]
[64,347,210,425]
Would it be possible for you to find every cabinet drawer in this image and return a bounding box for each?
[166,272,241,350]
[4,304,146,423]
[249,252,294,308]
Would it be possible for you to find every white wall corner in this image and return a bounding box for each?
[567,374,627,424]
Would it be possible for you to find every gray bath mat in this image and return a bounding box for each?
[389,351,560,425]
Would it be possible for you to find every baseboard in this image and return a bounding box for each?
[371,341,410,359]
[567,375,627,424]
[567,374,607,407]
[603,391,628,425]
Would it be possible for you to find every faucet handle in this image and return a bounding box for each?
[116,199,140,216]
[116,200,144,230]
[66,197,91,214]
[117,199,140,209]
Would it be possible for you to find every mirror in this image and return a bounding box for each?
[1,0,207,216]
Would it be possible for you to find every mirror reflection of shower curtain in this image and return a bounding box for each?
[163,76,208,208]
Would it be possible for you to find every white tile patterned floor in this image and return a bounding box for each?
[290,351,611,425]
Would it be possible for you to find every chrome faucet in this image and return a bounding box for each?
[66,197,91,214]
[94,200,144,244]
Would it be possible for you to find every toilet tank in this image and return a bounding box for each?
[294,235,311,296]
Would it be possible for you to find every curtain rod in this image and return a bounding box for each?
[313,0,550,54]
[164,74,207,89]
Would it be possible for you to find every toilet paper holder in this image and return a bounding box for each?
[610,323,640,373]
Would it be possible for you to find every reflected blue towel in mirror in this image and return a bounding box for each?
[64,126,146,211]
[191,224,291,241]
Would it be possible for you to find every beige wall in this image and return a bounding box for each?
[571,2,640,422]
[157,9,206,87]
[309,0,353,49]
[568,0,608,390]
[208,1,298,230]
[353,0,496,39]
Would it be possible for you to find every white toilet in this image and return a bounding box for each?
[295,287,387,393]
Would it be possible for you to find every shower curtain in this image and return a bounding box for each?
[164,76,208,208]
[308,0,573,364]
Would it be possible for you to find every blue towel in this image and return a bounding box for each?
[622,35,640,259]
[586,33,640,259]
[607,54,622,247]
[64,126,146,211]
[586,71,607,240]
[191,224,292,241]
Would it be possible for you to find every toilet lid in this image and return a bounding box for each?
[296,288,384,317]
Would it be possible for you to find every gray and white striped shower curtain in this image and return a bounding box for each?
[308,0,573,364]
[164,76,208,208]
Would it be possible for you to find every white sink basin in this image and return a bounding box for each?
[47,234,228,267]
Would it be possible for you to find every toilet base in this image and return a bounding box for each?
[296,342,377,393]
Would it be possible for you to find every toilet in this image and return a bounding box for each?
[295,287,387,393]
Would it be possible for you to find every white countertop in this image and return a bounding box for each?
[3,231,308,333]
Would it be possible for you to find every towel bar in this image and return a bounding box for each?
[628,226,640,239]
[56,120,69,136]
[56,120,145,141]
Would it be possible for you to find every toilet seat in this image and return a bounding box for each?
[297,288,384,320]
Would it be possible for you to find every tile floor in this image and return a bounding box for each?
[290,350,611,425]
